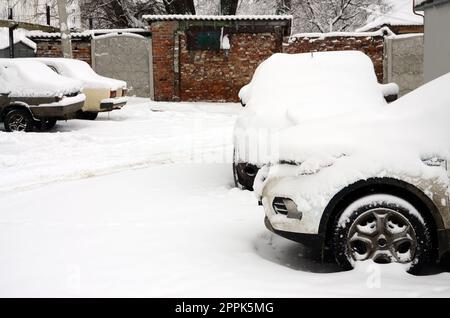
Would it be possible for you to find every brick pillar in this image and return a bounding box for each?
[150,21,179,101]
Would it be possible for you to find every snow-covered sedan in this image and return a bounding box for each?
[255,72,450,274]
[29,58,127,120]
[0,59,85,132]
[234,51,399,190]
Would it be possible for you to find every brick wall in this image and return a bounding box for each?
[150,21,284,102]
[150,21,179,101]
[283,35,385,82]
[35,39,92,65]
[179,33,279,102]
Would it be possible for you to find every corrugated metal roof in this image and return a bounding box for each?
[143,14,293,22]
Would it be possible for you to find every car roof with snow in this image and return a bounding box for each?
[239,51,387,125]
[0,59,82,98]
[26,58,127,91]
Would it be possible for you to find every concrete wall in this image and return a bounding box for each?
[384,34,424,96]
[92,35,152,98]
[423,1,450,82]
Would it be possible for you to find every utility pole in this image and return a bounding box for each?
[46,5,51,26]
[56,0,73,58]
[8,7,17,58]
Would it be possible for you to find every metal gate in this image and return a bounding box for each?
[91,33,153,98]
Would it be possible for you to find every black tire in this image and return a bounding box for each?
[76,110,98,120]
[4,109,34,132]
[35,119,57,131]
[233,161,259,191]
[331,194,433,274]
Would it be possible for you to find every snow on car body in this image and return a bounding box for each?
[233,51,394,190]
[255,72,450,273]
[28,58,127,120]
[0,59,85,132]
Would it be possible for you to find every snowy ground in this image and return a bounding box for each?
[1,98,450,297]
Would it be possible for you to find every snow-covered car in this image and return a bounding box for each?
[255,72,450,274]
[28,58,127,120]
[234,51,399,190]
[0,59,85,132]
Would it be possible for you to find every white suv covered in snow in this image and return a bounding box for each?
[256,72,450,274]
[233,51,399,190]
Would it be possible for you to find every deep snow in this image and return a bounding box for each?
[0,98,449,297]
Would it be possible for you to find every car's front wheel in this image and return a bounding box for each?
[332,194,433,274]
[4,109,34,132]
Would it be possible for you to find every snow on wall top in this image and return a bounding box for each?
[357,0,423,32]
[0,28,37,51]
[289,27,394,42]
[415,0,450,8]
[142,14,293,22]
[26,28,149,39]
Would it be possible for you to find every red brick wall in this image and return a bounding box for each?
[283,35,385,82]
[179,33,280,102]
[150,21,179,101]
[35,39,92,65]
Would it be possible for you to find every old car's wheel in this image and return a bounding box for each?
[76,110,98,120]
[4,109,34,132]
[233,149,259,191]
[332,194,433,274]
[35,119,57,131]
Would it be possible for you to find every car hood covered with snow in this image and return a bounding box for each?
[254,73,450,211]
[0,59,82,98]
[30,58,127,91]
[234,51,387,163]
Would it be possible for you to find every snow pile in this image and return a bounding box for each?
[29,58,126,90]
[0,59,82,97]
[0,27,37,51]
[235,51,387,163]
[357,0,423,31]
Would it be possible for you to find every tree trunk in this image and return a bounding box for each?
[220,0,238,15]
[56,0,73,58]
[163,0,196,14]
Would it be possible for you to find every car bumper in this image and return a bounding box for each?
[30,100,84,120]
[100,97,128,111]
[264,216,324,249]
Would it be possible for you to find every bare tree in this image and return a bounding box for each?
[220,0,239,15]
[80,0,165,29]
[292,0,391,33]
[57,0,73,58]
[162,0,195,14]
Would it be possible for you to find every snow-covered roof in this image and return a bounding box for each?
[415,0,450,9]
[0,27,37,51]
[289,27,393,42]
[26,28,149,39]
[143,14,293,22]
[357,0,423,32]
